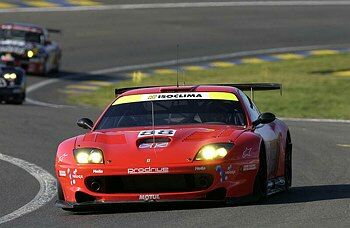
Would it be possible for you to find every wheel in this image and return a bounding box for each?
[52,57,60,73]
[284,135,292,190]
[253,146,267,201]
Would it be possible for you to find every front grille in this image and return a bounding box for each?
[85,174,214,194]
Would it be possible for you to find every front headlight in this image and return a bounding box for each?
[195,143,233,161]
[3,73,17,80]
[73,148,104,164]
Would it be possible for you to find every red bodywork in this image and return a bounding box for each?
[55,85,290,206]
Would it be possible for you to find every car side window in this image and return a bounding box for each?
[238,90,260,122]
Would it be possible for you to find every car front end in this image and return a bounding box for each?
[0,66,26,103]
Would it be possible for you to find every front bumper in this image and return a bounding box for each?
[56,161,258,206]
[56,198,225,211]
[1,58,44,74]
[0,86,25,101]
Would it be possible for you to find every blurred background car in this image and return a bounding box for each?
[0,64,26,104]
[0,22,61,76]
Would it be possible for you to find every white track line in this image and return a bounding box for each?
[0,153,56,225]
[281,117,350,123]
[2,1,350,13]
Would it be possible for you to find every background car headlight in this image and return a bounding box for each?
[73,148,104,164]
[27,50,34,58]
[3,73,17,80]
[195,143,233,161]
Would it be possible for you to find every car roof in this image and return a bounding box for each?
[1,23,43,33]
[120,85,239,96]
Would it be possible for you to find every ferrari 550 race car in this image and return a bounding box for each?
[55,83,292,211]
[0,23,61,75]
[0,64,26,104]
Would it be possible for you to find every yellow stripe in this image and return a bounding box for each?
[309,49,339,56]
[210,61,235,68]
[208,92,238,101]
[113,94,143,105]
[126,71,149,77]
[113,92,238,105]
[62,89,89,94]
[85,81,113,86]
[67,0,101,6]
[24,0,58,7]
[66,84,99,90]
[241,58,265,64]
[334,71,350,77]
[183,66,206,71]
[273,53,304,60]
[0,2,17,8]
[154,69,177,74]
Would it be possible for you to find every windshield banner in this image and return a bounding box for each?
[113,92,238,105]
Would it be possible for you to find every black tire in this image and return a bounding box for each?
[284,135,292,190]
[253,146,267,201]
[52,59,60,73]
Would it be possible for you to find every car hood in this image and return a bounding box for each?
[0,39,39,55]
[74,125,246,166]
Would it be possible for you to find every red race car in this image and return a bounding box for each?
[55,83,292,211]
[0,23,61,75]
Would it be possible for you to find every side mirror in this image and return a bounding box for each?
[77,118,93,130]
[252,112,276,127]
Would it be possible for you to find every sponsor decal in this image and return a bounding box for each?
[147,93,204,100]
[58,170,66,177]
[127,167,169,174]
[139,194,160,201]
[92,169,103,174]
[138,129,176,138]
[58,153,68,162]
[241,164,257,171]
[139,142,169,149]
[216,165,227,182]
[67,168,83,185]
[242,147,252,158]
[216,164,235,182]
[225,164,235,175]
[194,166,206,171]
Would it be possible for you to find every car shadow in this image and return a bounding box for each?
[310,68,350,75]
[70,184,350,215]
[262,184,350,205]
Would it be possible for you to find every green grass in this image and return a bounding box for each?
[69,53,350,119]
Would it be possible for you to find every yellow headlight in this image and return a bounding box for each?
[76,151,89,164]
[90,150,103,163]
[195,143,232,161]
[3,73,17,80]
[27,50,34,58]
[74,148,104,164]
[201,146,217,160]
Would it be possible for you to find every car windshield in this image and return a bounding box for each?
[0,29,41,43]
[96,99,246,130]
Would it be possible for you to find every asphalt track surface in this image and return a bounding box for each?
[0,1,349,227]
